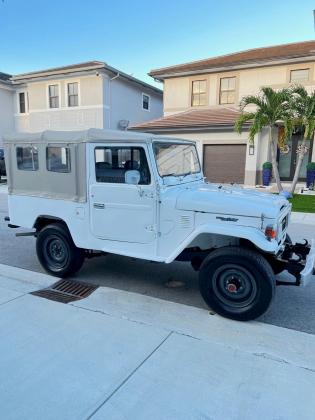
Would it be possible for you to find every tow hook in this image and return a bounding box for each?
[276,239,311,286]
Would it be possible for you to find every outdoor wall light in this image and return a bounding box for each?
[249,144,255,155]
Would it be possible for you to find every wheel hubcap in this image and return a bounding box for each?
[212,264,257,309]
[43,235,69,270]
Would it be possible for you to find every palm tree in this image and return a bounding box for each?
[288,86,315,194]
[235,87,293,192]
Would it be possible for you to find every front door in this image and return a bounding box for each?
[89,143,156,244]
[278,133,313,181]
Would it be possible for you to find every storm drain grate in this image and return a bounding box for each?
[31,279,98,303]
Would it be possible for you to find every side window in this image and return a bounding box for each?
[16,146,39,171]
[46,147,71,173]
[95,146,151,185]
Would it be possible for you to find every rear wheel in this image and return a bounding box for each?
[36,223,85,277]
[199,247,275,321]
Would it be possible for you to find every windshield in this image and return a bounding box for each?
[153,142,201,177]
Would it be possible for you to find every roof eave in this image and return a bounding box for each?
[149,55,315,80]
[129,124,249,133]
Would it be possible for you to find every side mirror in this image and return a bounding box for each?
[125,170,140,185]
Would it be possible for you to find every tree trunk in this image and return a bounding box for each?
[290,138,307,194]
[269,127,283,192]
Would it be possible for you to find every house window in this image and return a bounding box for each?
[46,147,71,173]
[220,77,236,104]
[95,146,151,185]
[48,84,59,108]
[290,69,309,83]
[142,94,150,110]
[191,80,207,106]
[67,82,79,107]
[19,92,26,113]
[16,146,39,171]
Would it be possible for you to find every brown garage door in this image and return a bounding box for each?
[203,144,246,184]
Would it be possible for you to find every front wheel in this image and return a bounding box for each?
[199,247,275,321]
[36,223,85,277]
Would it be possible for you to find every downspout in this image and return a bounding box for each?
[108,73,120,129]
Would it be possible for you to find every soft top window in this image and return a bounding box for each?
[46,147,71,173]
[16,146,39,171]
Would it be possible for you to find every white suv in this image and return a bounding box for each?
[3,129,315,321]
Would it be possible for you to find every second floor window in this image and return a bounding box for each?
[67,82,79,107]
[142,94,150,110]
[220,77,236,105]
[19,92,26,113]
[48,85,59,108]
[191,80,207,106]
[290,69,309,83]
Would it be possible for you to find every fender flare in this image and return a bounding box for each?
[165,222,278,263]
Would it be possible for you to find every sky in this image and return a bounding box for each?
[0,0,315,88]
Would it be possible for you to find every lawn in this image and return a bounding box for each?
[289,194,315,213]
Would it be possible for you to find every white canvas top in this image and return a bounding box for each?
[3,129,195,145]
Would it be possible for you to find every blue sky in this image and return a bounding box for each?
[0,0,315,88]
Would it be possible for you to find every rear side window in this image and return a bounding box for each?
[16,146,39,171]
[95,146,151,185]
[46,147,71,173]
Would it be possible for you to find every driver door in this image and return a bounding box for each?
[89,143,156,244]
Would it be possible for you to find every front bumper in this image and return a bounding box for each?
[300,239,315,286]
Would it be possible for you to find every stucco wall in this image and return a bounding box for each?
[163,61,315,115]
[0,84,14,145]
[14,75,105,132]
[109,76,162,130]
[13,73,162,133]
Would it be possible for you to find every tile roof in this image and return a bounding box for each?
[150,40,315,79]
[129,107,243,131]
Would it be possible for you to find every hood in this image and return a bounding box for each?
[176,183,289,219]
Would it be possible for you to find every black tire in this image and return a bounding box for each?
[199,247,275,321]
[36,223,85,277]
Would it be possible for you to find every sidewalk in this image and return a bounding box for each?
[0,263,314,419]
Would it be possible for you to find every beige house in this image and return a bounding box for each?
[0,61,163,140]
[130,40,315,186]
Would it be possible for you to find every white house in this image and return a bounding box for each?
[0,61,163,138]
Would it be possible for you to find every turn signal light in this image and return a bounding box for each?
[265,225,277,240]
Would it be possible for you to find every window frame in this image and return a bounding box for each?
[66,81,80,107]
[16,146,39,171]
[290,68,310,83]
[191,79,207,107]
[219,76,236,105]
[48,84,60,109]
[142,93,150,111]
[46,146,71,173]
[94,145,152,185]
[17,91,28,114]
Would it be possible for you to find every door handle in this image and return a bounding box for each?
[93,203,105,209]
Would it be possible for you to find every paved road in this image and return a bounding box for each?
[1,190,315,334]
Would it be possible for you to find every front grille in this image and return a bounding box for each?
[282,215,288,232]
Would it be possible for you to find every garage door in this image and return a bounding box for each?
[203,144,246,184]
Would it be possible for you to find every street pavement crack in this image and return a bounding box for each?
[86,331,173,420]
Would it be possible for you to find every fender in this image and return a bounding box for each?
[165,222,279,263]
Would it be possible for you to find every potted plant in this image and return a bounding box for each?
[262,161,272,186]
[306,162,315,188]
